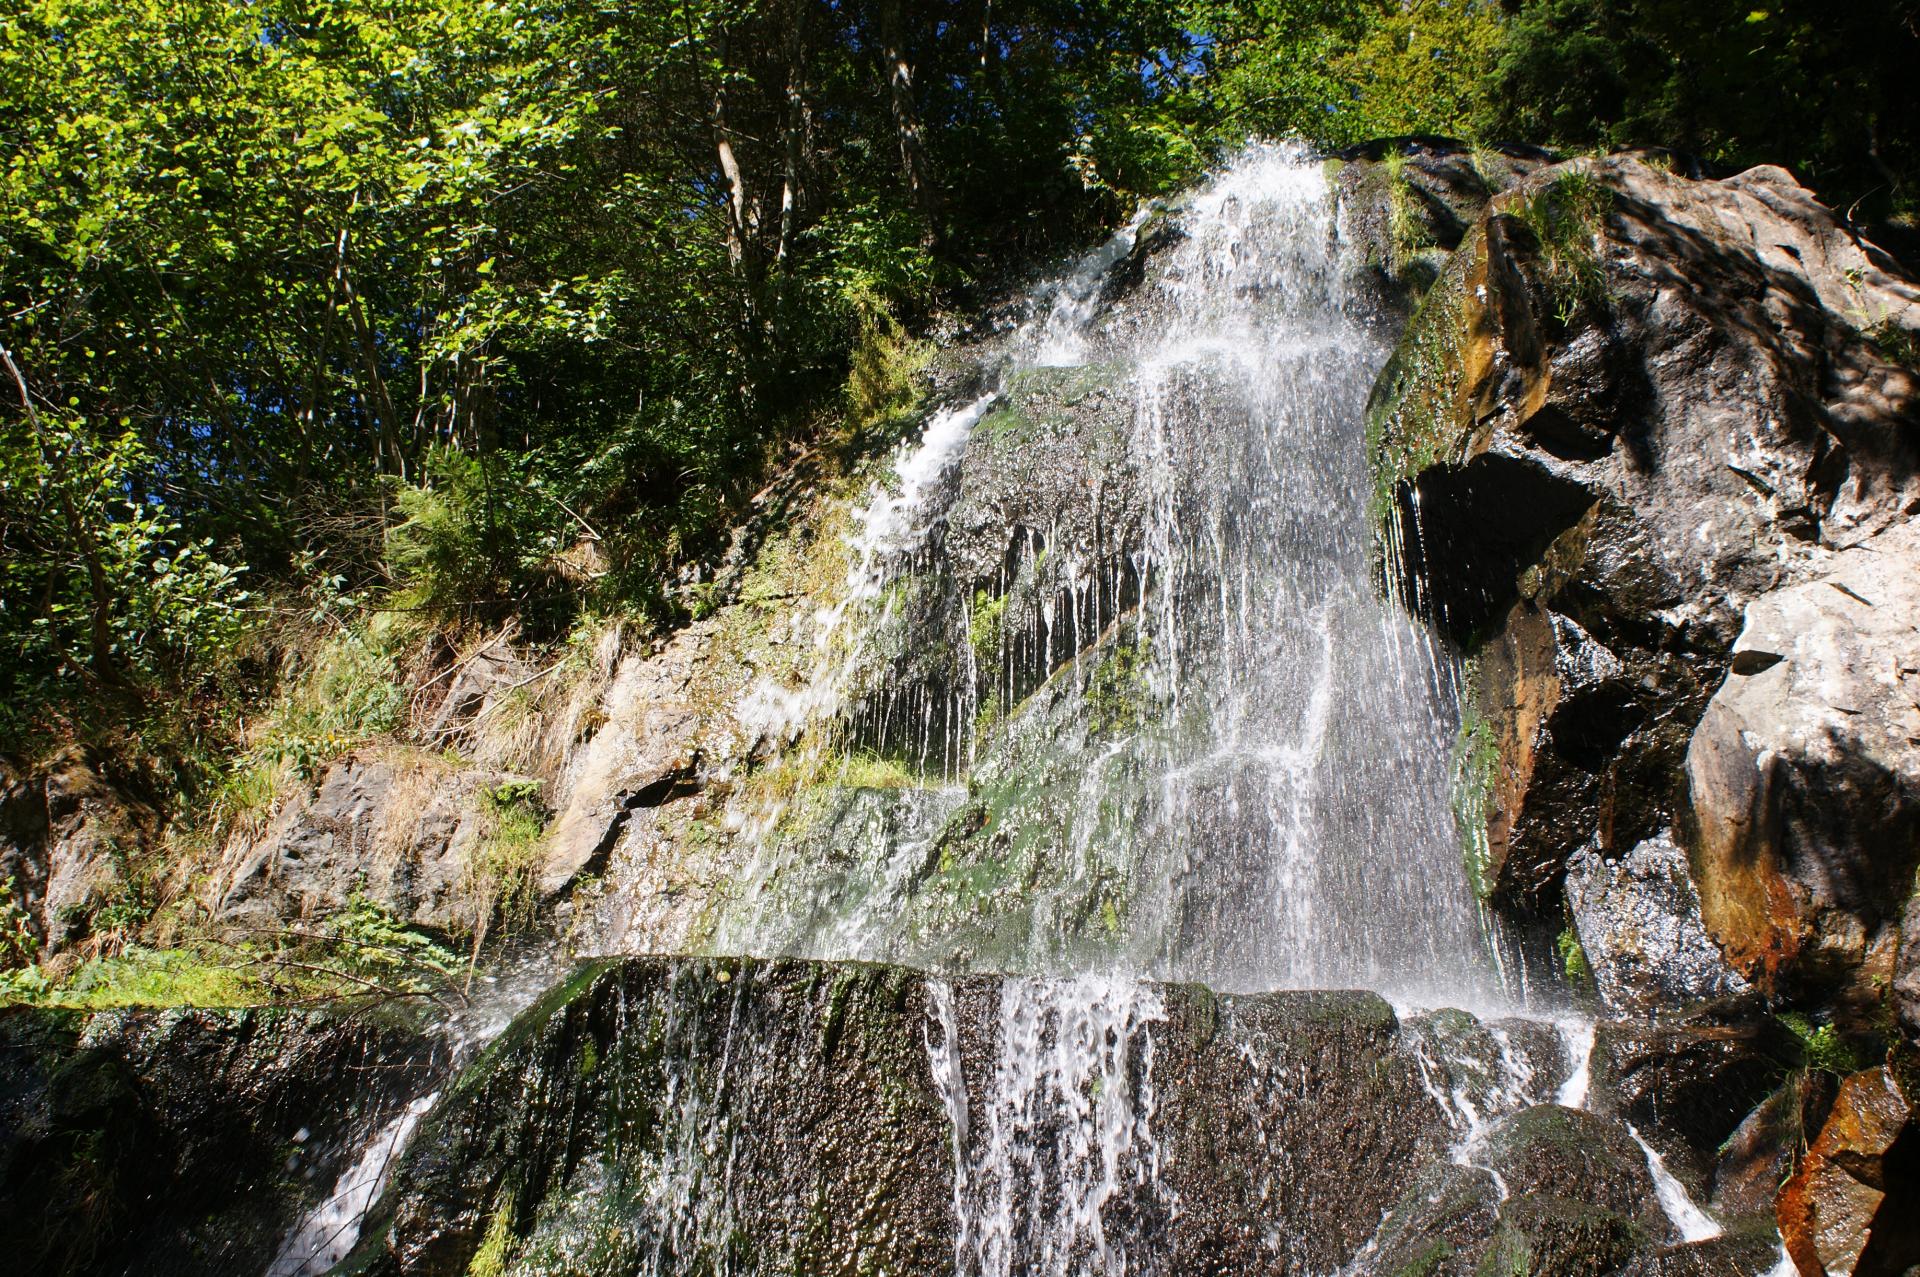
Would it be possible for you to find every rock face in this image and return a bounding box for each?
[0,749,156,956]
[1686,520,1920,1001]
[1334,137,1550,299]
[0,1003,445,1277]
[1777,1065,1920,1277]
[1566,831,1751,1013]
[336,955,1750,1277]
[1371,153,1920,1008]
[537,621,710,899]
[218,748,513,934]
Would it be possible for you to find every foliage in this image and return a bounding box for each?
[1483,1,1920,225]
[468,781,547,941]
[211,625,405,834]
[833,751,919,790]
[323,892,462,984]
[1192,0,1503,148]
[0,875,37,967]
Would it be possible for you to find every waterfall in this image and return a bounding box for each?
[716,142,1490,1004]
[703,142,1509,1277]
[267,1094,437,1277]
[929,977,1169,1277]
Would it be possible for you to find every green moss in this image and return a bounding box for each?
[1776,1012,1862,1076]
[1395,1237,1456,1277]
[1367,268,1474,522]
[1383,150,1433,268]
[1085,638,1153,737]
[1556,925,1594,989]
[969,588,1009,662]
[467,1191,517,1277]
[844,302,932,445]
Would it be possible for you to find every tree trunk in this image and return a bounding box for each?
[878,0,940,235]
[1,343,121,683]
[710,27,763,333]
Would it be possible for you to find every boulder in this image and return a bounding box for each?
[217,749,510,934]
[1714,1072,1838,1221]
[1589,1015,1800,1184]
[0,1003,445,1277]
[1777,1065,1920,1277]
[344,958,1593,1277]
[0,750,156,956]
[1369,152,1920,975]
[1352,1103,1673,1277]
[1611,1234,1786,1277]
[1686,521,1920,1000]
[1566,830,1751,1013]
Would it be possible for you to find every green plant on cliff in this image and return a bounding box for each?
[0,877,38,968]
[469,783,548,943]
[324,893,462,986]
[1556,924,1594,988]
[1381,150,1435,269]
[1086,639,1155,738]
[1509,168,1614,323]
[969,589,1010,664]
[1776,1012,1863,1077]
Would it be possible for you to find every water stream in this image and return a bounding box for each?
[713,141,1542,1274]
[721,142,1487,1003]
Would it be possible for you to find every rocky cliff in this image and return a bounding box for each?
[1370,147,1920,1273]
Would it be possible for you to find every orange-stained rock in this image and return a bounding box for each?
[1777,1068,1915,1277]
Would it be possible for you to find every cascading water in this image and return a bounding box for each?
[701,142,1530,1274]
[716,142,1489,1003]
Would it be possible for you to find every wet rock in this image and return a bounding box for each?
[1589,1014,1799,1185]
[217,749,512,934]
[1152,987,1459,1272]
[1566,831,1752,1013]
[1333,137,1549,301]
[0,1003,444,1277]
[1350,1161,1504,1277]
[345,958,1571,1277]
[1608,1232,1783,1277]
[1686,521,1920,1001]
[1353,1103,1670,1277]
[1371,153,1920,937]
[350,959,957,1277]
[1714,1072,1838,1221]
[1777,1065,1920,1277]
